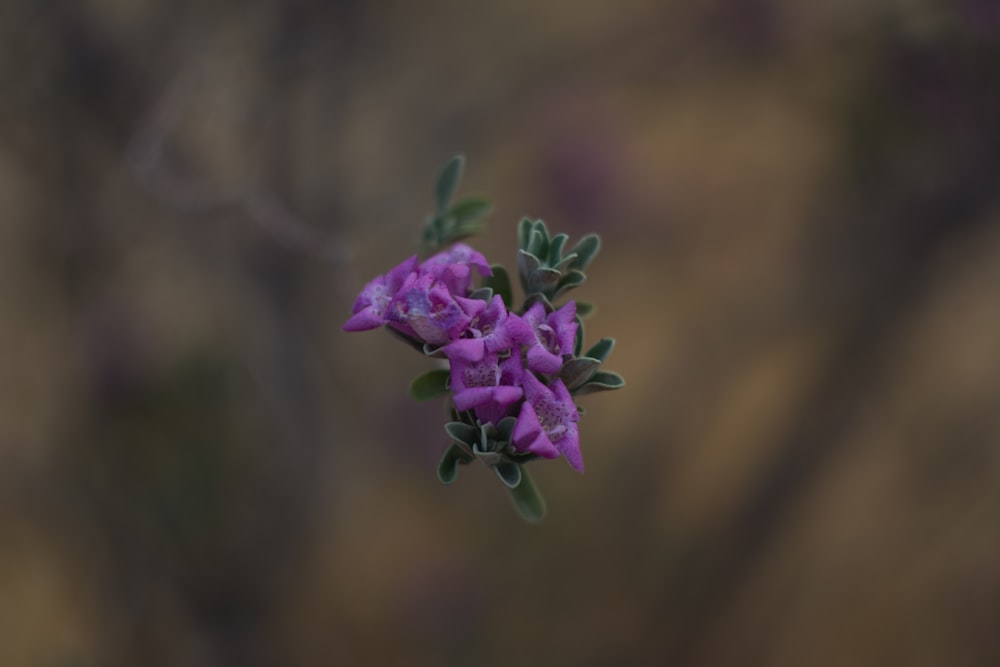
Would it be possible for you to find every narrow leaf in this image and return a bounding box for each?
[469,287,493,302]
[508,468,546,523]
[409,368,450,400]
[435,155,464,214]
[496,416,517,443]
[585,337,615,362]
[548,233,568,264]
[444,421,480,446]
[573,315,584,357]
[449,196,492,223]
[568,234,601,270]
[527,228,547,259]
[575,301,596,318]
[494,460,523,489]
[518,217,533,251]
[559,357,600,390]
[528,267,562,293]
[437,443,473,484]
[554,270,586,299]
[574,370,626,395]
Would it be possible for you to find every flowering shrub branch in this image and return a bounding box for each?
[344,155,624,522]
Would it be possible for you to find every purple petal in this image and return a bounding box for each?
[343,309,386,332]
[454,386,498,411]
[526,345,563,374]
[513,401,559,458]
[443,338,486,363]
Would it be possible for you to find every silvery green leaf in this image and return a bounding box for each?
[559,357,601,390]
[567,234,601,270]
[508,468,546,523]
[574,370,625,395]
[449,220,485,242]
[585,337,615,362]
[496,416,517,442]
[527,228,547,259]
[475,450,502,466]
[528,267,562,293]
[437,443,474,484]
[469,287,493,302]
[548,233,568,264]
[444,421,479,446]
[494,460,522,489]
[554,270,586,299]
[518,217,534,251]
[523,292,554,314]
[575,301,596,318]
[449,196,492,224]
[435,155,464,214]
[553,252,578,273]
[409,369,450,400]
[573,315,584,357]
[422,343,447,358]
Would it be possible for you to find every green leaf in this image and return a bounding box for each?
[517,250,542,295]
[523,292,554,314]
[507,467,546,523]
[574,370,626,395]
[449,197,492,223]
[496,416,517,442]
[435,155,464,214]
[437,443,474,484]
[482,265,513,307]
[448,221,485,243]
[573,315,584,357]
[494,460,522,489]
[559,357,601,390]
[469,287,493,302]
[553,253,578,273]
[409,368,450,400]
[575,301,596,318]
[568,234,601,270]
[585,337,615,362]
[527,228,548,259]
[548,233,568,264]
[554,270,586,299]
[528,267,562,293]
[445,421,479,446]
[518,217,533,251]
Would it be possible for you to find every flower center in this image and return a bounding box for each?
[536,323,559,353]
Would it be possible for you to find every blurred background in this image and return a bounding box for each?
[2,1,1000,665]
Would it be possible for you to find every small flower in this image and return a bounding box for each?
[512,372,582,472]
[474,352,526,425]
[444,295,533,362]
[517,301,578,374]
[343,256,420,332]
[422,243,492,295]
[445,349,523,420]
[387,272,471,346]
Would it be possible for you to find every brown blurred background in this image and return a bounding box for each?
[2,1,1000,666]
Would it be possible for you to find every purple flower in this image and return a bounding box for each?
[422,243,492,295]
[444,295,533,363]
[386,272,471,346]
[512,372,582,472]
[517,301,578,373]
[445,349,523,422]
[343,256,420,332]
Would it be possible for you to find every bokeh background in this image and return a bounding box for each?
[2,1,1000,665]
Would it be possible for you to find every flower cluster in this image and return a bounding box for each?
[344,156,623,521]
[346,243,585,471]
